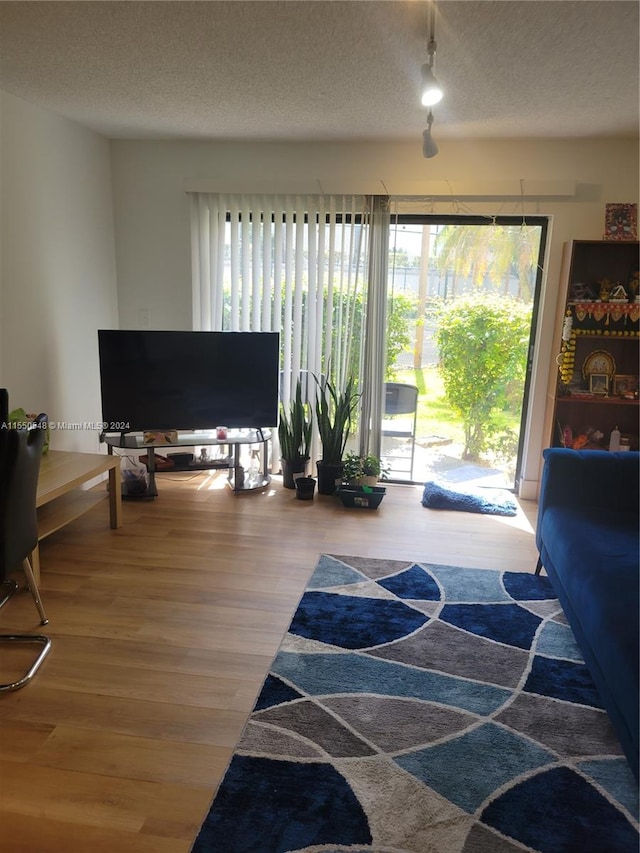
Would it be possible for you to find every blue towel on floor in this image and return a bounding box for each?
[422,481,518,516]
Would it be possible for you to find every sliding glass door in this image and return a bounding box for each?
[191,196,548,490]
[382,215,548,490]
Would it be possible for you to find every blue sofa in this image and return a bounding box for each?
[535,448,639,779]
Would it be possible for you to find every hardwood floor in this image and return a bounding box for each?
[0,471,539,852]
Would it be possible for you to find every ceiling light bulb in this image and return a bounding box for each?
[422,127,439,158]
[421,64,443,107]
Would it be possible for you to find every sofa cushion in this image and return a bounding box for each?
[541,506,638,662]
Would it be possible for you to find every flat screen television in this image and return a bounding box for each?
[98,330,280,432]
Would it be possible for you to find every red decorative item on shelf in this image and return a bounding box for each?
[604,203,637,241]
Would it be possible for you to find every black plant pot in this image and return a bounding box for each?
[294,476,316,501]
[281,456,309,489]
[316,460,344,495]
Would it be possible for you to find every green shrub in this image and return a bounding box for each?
[436,293,531,460]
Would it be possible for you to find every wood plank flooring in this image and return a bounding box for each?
[0,471,539,852]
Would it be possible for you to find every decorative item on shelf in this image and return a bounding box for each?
[314,374,360,495]
[570,282,595,302]
[582,349,616,380]
[597,278,613,301]
[609,284,628,302]
[589,373,609,395]
[609,425,621,452]
[628,271,639,303]
[569,281,593,302]
[278,377,312,489]
[613,375,639,398]
[556,312,576,386]
[571,300,640,330]
[143,430,178,446]
[603,202,637,241]
[246,448,262,485]
[571,425,604,450]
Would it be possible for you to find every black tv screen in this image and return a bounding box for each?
[98,330,280,432]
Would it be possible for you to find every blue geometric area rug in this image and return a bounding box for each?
[192,555,639,853]
[422,481,518,516]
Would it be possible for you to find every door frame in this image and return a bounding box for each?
[385,213,550,488]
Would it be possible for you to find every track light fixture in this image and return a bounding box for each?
[421,63,443,107]
[420,1,442,158]
[422,111,438,159]
[420,2,443,106]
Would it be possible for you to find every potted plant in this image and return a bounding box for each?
[294,476,316,500]
[337,452,387,509]
[278,378,312,489]
[314,374,360,494]
[342,452,385,487]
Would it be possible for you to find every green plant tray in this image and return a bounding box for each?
[335,485,386,509]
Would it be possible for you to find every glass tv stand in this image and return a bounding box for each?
[101,428,271,497]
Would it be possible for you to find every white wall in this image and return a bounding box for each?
[111,137,638,495]
[0,92,119,451]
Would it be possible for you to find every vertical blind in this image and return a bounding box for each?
[190,193,375,462]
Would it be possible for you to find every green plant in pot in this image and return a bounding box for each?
[278,378,312,489]
[314,374,360,495]
[342,452,385,487]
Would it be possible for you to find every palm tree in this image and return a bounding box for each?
[434,224,539,299]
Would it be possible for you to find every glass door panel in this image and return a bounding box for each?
[383,215,547,490]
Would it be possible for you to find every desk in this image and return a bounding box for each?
[34,450,122,583]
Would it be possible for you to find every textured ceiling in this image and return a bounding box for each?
[0,0,638,142]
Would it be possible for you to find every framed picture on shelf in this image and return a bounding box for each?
[604,203,637,241]
[612,375,639,398]
[589,373,610,395]
[570,282,595,302]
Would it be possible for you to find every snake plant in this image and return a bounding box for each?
[278,378,312,460]
[314,374,360,463]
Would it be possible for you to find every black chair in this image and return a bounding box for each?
[0,408,51,692]
[381,382,419,479]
